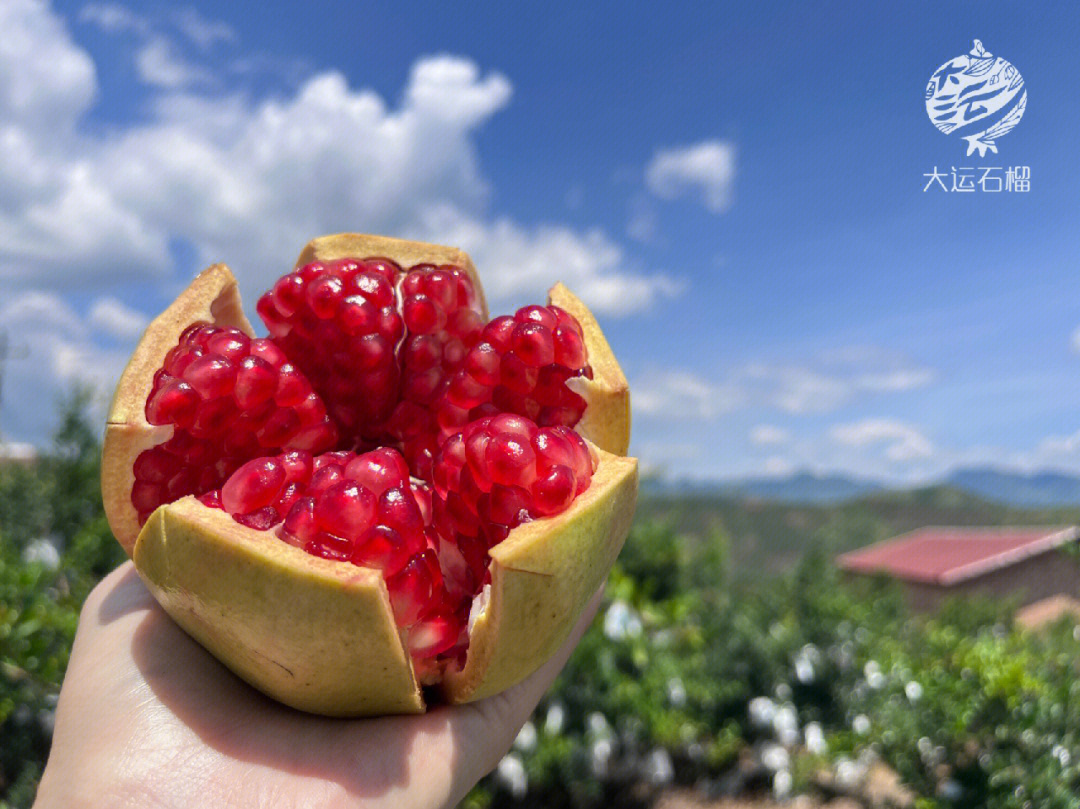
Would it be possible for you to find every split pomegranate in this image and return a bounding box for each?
[103,233,635,715]
[124,254,599,678]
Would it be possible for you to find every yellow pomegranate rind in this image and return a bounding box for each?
[442,448,638,703]
[134,500,424,715]
[548,283,631,456]
[102,234,639,716]
[102,265,254,556]
[132,445,634,715]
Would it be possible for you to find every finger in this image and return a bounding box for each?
[439,585,606,802]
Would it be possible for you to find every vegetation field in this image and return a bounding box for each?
[4,397,1080,808]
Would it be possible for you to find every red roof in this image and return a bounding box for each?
[837,526,1079,585]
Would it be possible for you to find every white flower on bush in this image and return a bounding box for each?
[773,768,793,799]
[23,537,61,569]
[760,742,789,772]
[513,721,537,752]
[642,748,674,785]
[544,702,565,735]
[772,703,800,747]
[1053,745,1071,767]
[603,600,642,640]
[852,714,871,735]
[937,779,962,800]
[496,754,528,799]
[904,680,923,702]
[835,756,864,790]
[666,677,686,707]
[748,696,776,729]
[587,711,611,737]
[590,738,614,778]
[793,643,820,684]
[863,660,885,689]
[804,721,827,755]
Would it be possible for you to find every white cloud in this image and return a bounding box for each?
[829,419,935,462]
[172,7,235,48]
[633,371,740,419]
[626,195,657,243]
[763,455,795,476]
[1071,326,1080,354]
[0,2,676,322]
[738,354,934,414]
[0,290,128,441]
[78,2,149,35]
[750,424,790,445]
[89,298,149,339]
[0,1,682,445]
[1,0,97,134]
[646,140,736,213]
[135,36,214,88]
[424,208,682,315]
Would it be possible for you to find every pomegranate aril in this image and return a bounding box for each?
[237,507,281,530]
[499,354,539,394]
[308,463,345,494]
[464,342,500,385]
[483,484,530,525]
[344,448,409,496]
[306,532,353,561]
[198,490,222,509]
[306,275,344,318]
[533,465,575,515]
[207,331,250,361]
[275,364,310,406]
[234,357,276,408]
[183,354,237,399]
[282,497,317,546]
[352,525,412,577]
[280,450,313,484]
[132,446,178,484]
[314,480,375,540]
[145,378,198,426]
[131,480,164,514]
[408,614,461,659]
[256,408,300,447]
[386,552,435,627]
[378,486,425,535]
[190,397,234,438]
[403,295,443,334]
[511,322,555,367]
[553,326,587,368]
[221,457,285,515]
[482,316,515,352]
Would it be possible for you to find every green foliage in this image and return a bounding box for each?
[4,392,1080,809]
[0,390,120,807]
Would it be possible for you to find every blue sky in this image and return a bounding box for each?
[2,0,1079,483]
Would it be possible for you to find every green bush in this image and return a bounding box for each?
[4,392,1080,809]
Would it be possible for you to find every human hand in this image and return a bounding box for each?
[35,562,603,809]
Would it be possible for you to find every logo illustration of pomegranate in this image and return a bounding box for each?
[925,39,1026,157]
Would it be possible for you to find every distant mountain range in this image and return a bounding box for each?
[643,467,1080,507]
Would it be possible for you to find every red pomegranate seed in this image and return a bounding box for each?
[313,480,376,540]
[221,457,286,515]
[408,614,461,658]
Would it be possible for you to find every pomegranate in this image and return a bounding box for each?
[103,233,636,715]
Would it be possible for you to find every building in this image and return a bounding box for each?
[837,526,1080,612]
